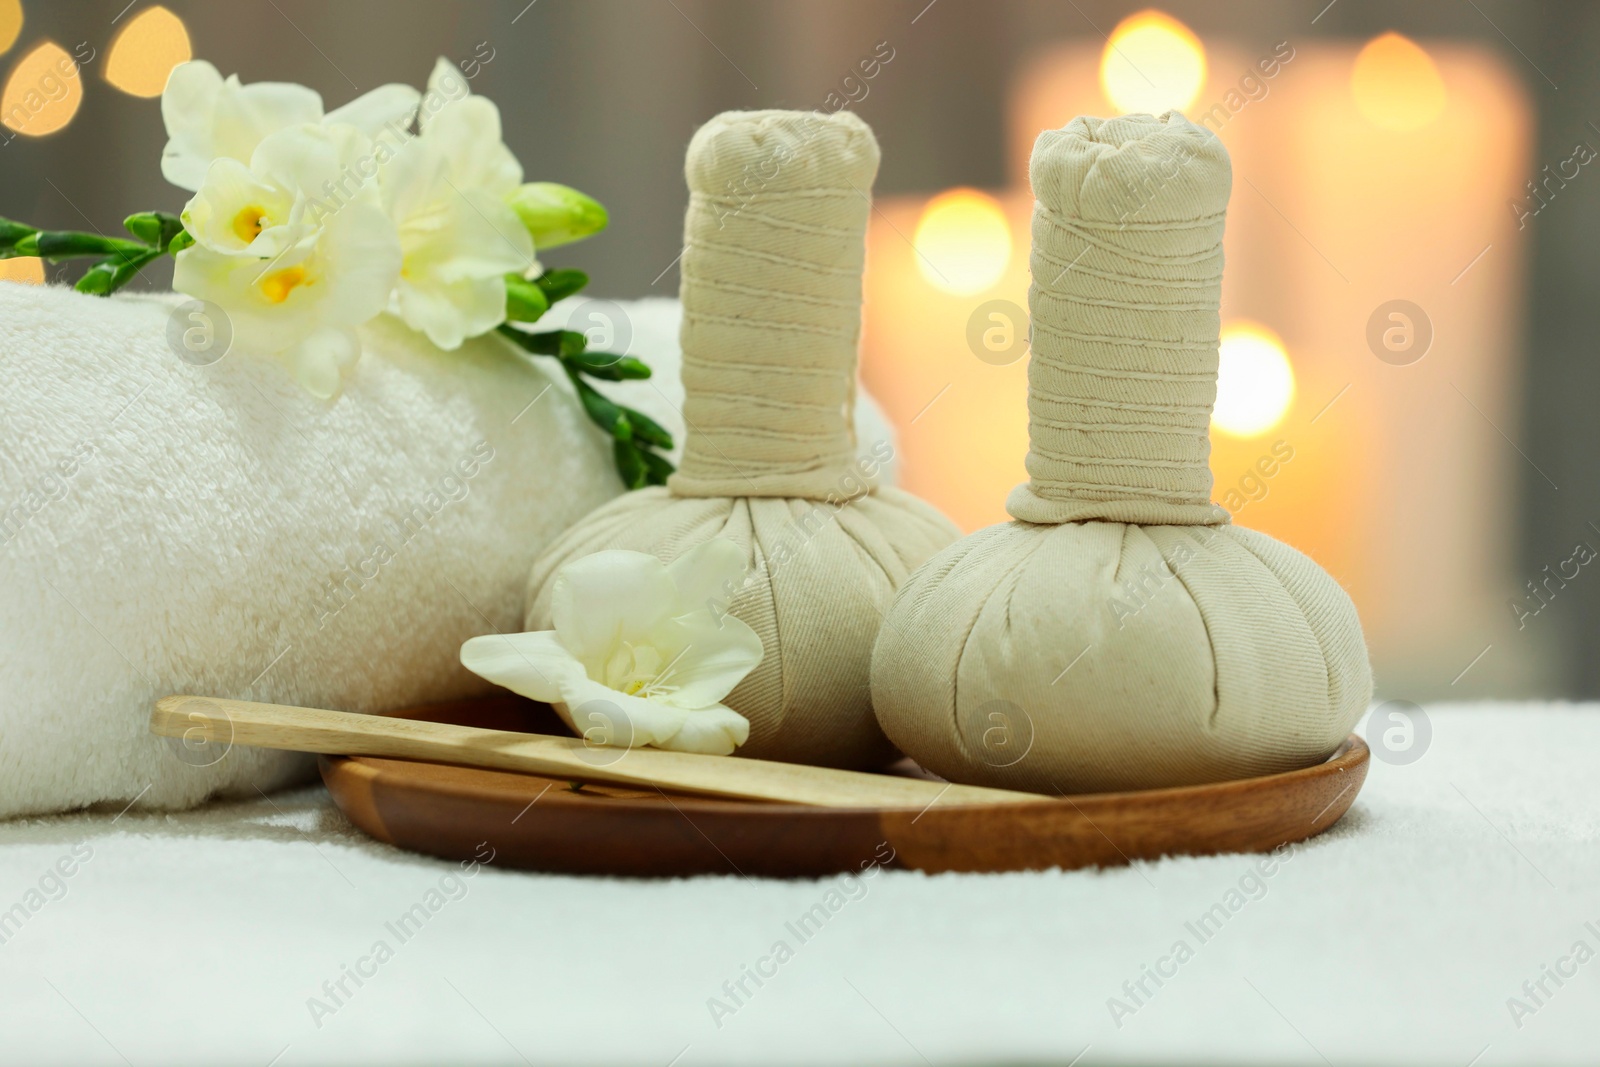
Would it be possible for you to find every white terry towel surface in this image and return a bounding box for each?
[0,284,895,819]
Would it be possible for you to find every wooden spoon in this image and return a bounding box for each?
[149,696,1049,809]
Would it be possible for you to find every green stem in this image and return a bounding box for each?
[32,231,149,260]
[1,212,190,296]
[497,322,675,488]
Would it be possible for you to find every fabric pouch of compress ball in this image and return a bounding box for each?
[515,109,961,770]
[871,113,1373,794]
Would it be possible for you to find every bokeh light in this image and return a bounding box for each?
[0,0,23,57]
[105,6,192,98]
[913,188,1012,295]
[1213,321,1295,438]
[0,257,45,284]
[1,40,84,136]
[1100,10,1206,117]
[1351,31,1446,131]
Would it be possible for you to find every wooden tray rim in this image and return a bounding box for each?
[321,732,1369,816]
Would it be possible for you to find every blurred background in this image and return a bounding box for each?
[2,0,1597,703]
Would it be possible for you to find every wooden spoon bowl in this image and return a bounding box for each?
[320,696,1368,877]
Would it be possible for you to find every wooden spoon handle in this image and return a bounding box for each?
[150,696,1048,809]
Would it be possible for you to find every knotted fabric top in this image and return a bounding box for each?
[669,109,880,500]
[1007,112,1234,526]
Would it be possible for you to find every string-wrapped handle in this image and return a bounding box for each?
[1008,113,1233,526]
[669,110,879,500]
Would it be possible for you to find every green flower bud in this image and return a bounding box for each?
[504,273,551,323]
[123,211,185,250]
[535,268,589,304]
[508,183,608,251]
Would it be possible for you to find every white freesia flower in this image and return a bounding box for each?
[182,122,378,259]
[379,57,534,350]
[460,540,763,756]
[161,60,420,192]
[174,126,401,398]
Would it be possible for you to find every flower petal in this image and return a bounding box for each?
[317,202,404,327]
[182,157,290,255]
[429,189,534,281]
[552,674,661,749]
[251,122,374,207]
[281,328,359,400]
[552,675,749,755]
[174,201,397,368]
[549,550,678,672]
[461,630,580,705]
[227,78,324,150]
[379,132,449,225]
[667,538,750,617]
[209,76,324,179]
[160,60,224,190]
[160,63,326,191]
[325,83,420,139]
[654,612,765,709]
[427,96,522,195]
[387,184,530,349]
[394,274,508,351]
[173,242,319,352]
[420,56,472,134]
[662,702,751,755]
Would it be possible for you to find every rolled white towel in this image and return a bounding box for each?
[0,283,896,818]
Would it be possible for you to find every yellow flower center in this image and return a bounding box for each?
[605,643,687,701]
[259,265,310,304]
[231,205,268,244]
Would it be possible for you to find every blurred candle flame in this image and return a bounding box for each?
[1,40,83,136]
[912,188,1012,295]
[1351,32,1446,131]
[105,5,191,98]
[1213,321,1295,438]
[0,0,22,57]
[0,257,45,284]
[1100,10,1206,117]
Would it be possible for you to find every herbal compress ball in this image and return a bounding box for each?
[871,113,1372,793]
[526,110,959,770]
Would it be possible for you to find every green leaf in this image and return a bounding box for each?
[124,211,186,250]
[494,320,668,492]
[504,273,551,323]
[640,448,675,486]
[534,268,589,304]
[500,327,582,357]
[613,439,649,489]
[564,351,650,381]
[75,247,161,296]
[569,373,632,442]
[620,405,673,450]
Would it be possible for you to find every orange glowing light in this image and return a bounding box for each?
[1213,321,1295,438]
[1351,32,1446,131]
[912,188,1012,295]
[105,6,192,98]
[0,256,45,284]
[1100,10,1206,117]
[1,40,84,136]
[0,0,23,57]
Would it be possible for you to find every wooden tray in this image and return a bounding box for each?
[320,696,1367,877]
